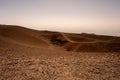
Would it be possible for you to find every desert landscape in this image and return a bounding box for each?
[0,25,120,80]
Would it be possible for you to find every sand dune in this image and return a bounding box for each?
[0,24,120,54]
[0,25,120,80]
[0,25,48,47]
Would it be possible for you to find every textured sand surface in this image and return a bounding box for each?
[0,53,120,80]
[0,25,120,80]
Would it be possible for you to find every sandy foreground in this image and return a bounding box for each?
[0,52,120,80]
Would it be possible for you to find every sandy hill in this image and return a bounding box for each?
[0,24,120,54]
[0,25,120,80]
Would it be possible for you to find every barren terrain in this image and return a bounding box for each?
[0,25,120,80]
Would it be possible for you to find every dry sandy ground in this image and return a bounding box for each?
[0,52,120,80]
[0,25,120,80]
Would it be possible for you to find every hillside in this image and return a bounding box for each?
[0,25,120,80]
[0,25,120,53]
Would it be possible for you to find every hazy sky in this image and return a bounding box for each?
[0,0,120,36]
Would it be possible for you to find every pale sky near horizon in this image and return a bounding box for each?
[0,0,120,36]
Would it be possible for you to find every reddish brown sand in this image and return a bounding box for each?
[0,25,120,80]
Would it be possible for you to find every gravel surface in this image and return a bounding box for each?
[0,53,120,80]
